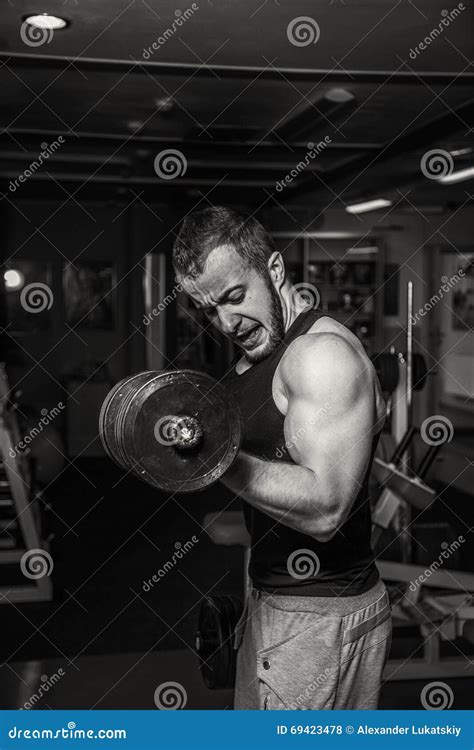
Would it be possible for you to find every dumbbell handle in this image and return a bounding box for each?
[165,414,203,450]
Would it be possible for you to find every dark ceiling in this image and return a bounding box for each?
[0,0,473,213]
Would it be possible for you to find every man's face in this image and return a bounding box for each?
[180,244,285,363]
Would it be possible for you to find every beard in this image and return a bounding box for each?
[244,278,286,364]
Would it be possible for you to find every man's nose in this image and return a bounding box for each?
[216,308,239,336]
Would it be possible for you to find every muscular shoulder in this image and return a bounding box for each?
[279,332,370,402]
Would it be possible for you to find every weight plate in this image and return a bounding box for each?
[196,596,230,690]
[373,352,399,394]
[413,353,428,392]
[121,370,242,493]
[195,594,243,690]
[221,595,243,687]
[99,372,155,470]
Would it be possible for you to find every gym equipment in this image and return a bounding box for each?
[26,421,65,485]
[371,282,474,681]
[372,351,427,395]
[195,594,243,690]
[379,560,474,680]
[195,511,250,690]
[373,352,399,394]
[372,426,443,540]
[99,369,242,493]
[0,364,53,603]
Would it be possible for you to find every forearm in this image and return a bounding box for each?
[221,452,337,541]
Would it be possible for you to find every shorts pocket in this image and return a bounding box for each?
[256,612,342,710]
[262,689,287,710]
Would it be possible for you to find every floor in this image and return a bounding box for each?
[0,650,472,710]
[0,459,473,710]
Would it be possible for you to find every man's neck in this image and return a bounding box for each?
[235,289,310,375]
[281,285,312,332]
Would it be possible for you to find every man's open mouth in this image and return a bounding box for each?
[236,325,261,348]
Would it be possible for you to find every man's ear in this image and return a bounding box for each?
[267,251,285,288]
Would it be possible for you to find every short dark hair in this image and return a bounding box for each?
[172,206,275,278]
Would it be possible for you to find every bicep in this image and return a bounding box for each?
[283,355,375,518]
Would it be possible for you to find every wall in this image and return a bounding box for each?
[1,199,180,455]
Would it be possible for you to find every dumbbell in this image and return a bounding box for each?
[99,370,242,493]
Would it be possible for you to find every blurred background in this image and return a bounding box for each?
[0,0,473,711]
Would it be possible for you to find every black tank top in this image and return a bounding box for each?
[223,308,380,596]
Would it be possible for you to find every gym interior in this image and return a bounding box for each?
[0,0,473,712]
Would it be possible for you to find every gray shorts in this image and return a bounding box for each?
[233,578,392,710]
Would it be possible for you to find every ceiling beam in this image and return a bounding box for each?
[0,171,276,188]
[279,96,474,202]
[0,128,382,152]
[1,52,474,85]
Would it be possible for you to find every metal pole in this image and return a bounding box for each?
[406,281,414,432]
[401,281,414,563]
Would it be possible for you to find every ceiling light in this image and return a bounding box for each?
[272,231,368,239]
[325,88,355,104]
[4,269,25,291]
[346,199,393,214]
[347,246,379,255]
[23,13,68,29]
[155,97,174,113]
[438,166,474,184]
[449,148,472,157]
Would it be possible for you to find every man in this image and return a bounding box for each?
[173,206,392,710]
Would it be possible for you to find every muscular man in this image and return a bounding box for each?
[173,206,392,710]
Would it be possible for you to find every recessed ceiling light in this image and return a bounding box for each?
[23,13,68,30]
[346,198,393,214]
[126,120,144,131]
